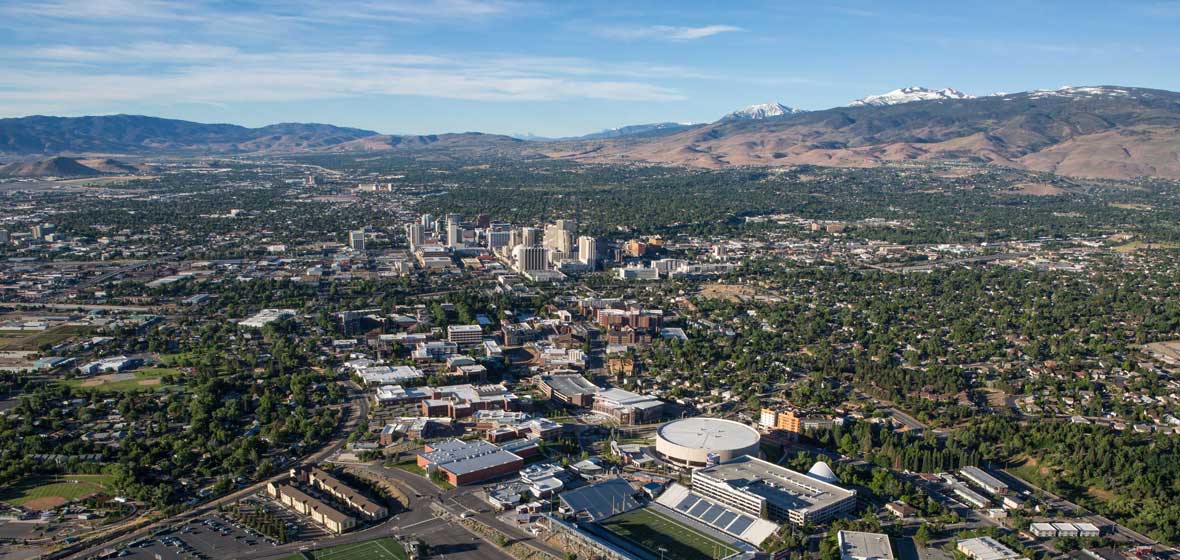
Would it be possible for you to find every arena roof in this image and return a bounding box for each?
[657,417,760,451]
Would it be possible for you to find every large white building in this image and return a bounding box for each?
[692,455,857,526]
[655,417,761,468]
[446,222,462,248]
[577,236,597,266]
[447,324,484,347]
[513,245,549,272]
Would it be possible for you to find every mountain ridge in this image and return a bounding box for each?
[3,86,1180,180]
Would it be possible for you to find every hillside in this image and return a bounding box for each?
[0,115,379,156]
[0,156,103,177]
[544,86,1180,180]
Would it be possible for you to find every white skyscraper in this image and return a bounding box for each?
[420,213,434,231]
[577,236,597,267]
[447,222,462,248]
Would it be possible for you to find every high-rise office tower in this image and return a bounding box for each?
[406,223,424,250]
[578,236,597,266]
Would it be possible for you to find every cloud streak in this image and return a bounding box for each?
[596,24,743,41]
[0,45,690,116]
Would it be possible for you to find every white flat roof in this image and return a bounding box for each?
[839,531,895,560]
[658,417,760,451]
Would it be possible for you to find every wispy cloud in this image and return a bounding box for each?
[596,24,743,41]
[0,45,690,116]
[0,0,703,115]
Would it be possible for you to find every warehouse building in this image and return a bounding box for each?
[961,466,1009,495]
[691,455,857,526]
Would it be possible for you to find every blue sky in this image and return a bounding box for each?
[1,0,1178,137]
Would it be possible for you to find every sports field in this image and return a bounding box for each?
[61,367,180,392]
[599,507,738,560]
[0,474,114,510]
[287,537,408,560]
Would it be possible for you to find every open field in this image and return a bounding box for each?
[286,537,408,560]
[698,283,757,302]
[1112,241,1180,253]
[61,367,180,392]
[0,324,93,351]
[0,474,114,509]
[599,507,738,560]
[1143,340,1180,365]
[1003,182,1069,196]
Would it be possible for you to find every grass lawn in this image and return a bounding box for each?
[599,507,738,560]
[390,461,453,489]
[286,537,407,560]
[61,367,180,392]
[0,474,114,509]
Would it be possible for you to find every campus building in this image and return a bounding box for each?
[418,439,524,486]
[691,456,857,526]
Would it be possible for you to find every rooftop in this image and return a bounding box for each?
[694,455,856,513]
[421,439,522,477]
[541,373,600,396]
[838,530,895,560]
[657,417,760,451]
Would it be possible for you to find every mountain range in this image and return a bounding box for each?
[3,85,1180,180]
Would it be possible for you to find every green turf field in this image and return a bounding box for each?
[287,537,408,560]
[60,367,180,392]
[0,474,114,508]
[599,507,738,560]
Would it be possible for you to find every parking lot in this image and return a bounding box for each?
[116,514,283,560]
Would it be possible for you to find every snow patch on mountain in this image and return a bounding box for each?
[724,102,804,120]
[849,87,974,107]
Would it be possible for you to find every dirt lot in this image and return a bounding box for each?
[699,283,757,302]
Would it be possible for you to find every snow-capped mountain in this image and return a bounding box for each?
[849,87,974,107]
[1024,86,1136,100]
[724,102,804,120]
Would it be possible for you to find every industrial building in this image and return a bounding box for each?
[961,466,1009,495]
[1030,521,1101,538]
[691,455,857,526]
[838,530,895,560]
[654,417,762,468]
[418,439,524,486]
